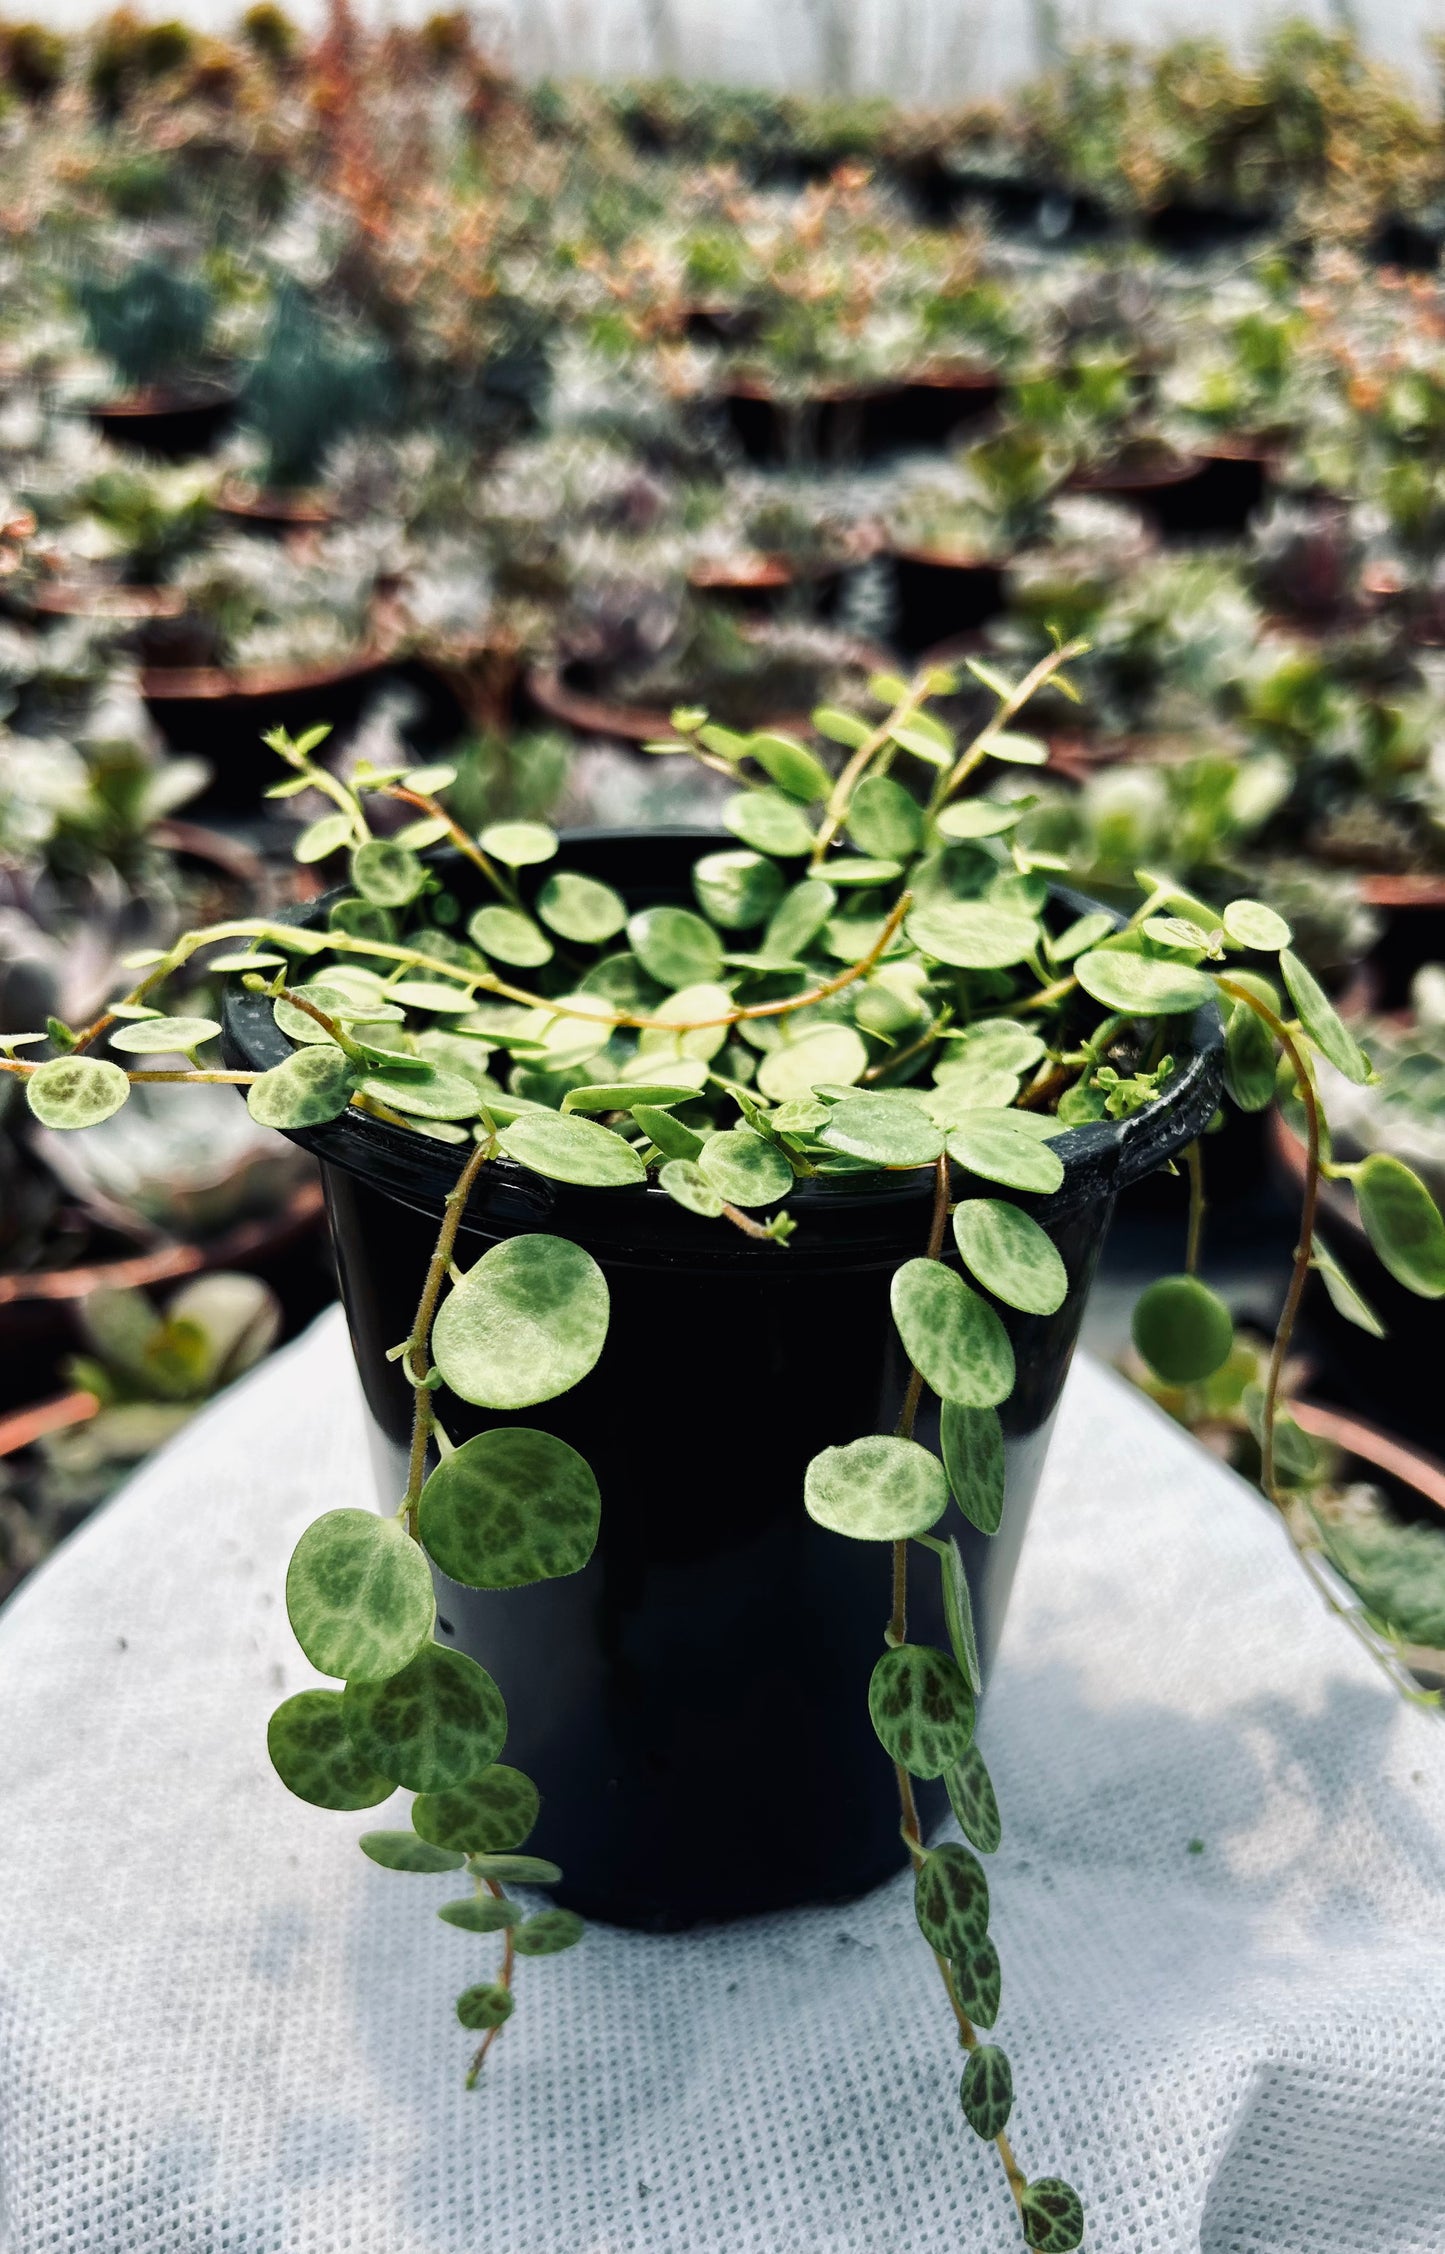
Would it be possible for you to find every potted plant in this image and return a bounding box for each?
[885,432,1069,657]
[683,470,880,618]
[72,252,236,459]
[140,525,401,801]
[10,638,1444,2249]
[1270,964,1445,1455]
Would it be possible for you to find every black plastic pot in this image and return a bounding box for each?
[223,831,1222,1929]
[890,549,1007,657]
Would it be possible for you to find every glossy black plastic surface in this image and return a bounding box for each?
[224,830,1222,1927]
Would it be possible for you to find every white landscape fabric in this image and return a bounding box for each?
[0,1307,1441,2254]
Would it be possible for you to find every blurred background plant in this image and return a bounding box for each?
[3,5,1445,1606]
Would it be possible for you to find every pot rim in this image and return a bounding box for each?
[220,828,1224,1238]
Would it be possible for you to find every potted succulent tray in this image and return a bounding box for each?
[17,653,1445,2248]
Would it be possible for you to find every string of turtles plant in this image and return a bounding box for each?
[5,648,1444,2251]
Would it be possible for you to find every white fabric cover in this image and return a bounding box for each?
[0,1307,1441,2254]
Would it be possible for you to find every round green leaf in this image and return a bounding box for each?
[456,1982,514,2031]
[419,1427,601,1589]
[914,1839,989,1953]
[295,812,354,864]
[906,900,1040,971]
[891,1260,1015,1408]
[935,800,1025,840]
[567,1081,700,1114]
[826,856,903,889]
[1223,999,1278,1112]
[761,880,837,963]
[285,1509,435,1680]
[468,1852,563,1884]
[869,1644,975,1778]
[498,1110,646,1187]
[658,1157,725,1218]
[953,1200,1068,1316]
[1021,2180,1085,2253]
[110,1015,220,1054]
[804,1435,949,1540]
[941,1403,1006,1536]
[1279,949,1371,1085]
[479,821,558,868]
[847,776,924,861]
[819,1092,945,1168]
[267,1688,394,1812]
[724,788,815,858]
[1131,1273,1235,1384]
[935,1531,981,1693]
[358,1066,483,1121]
[513,1908,584,1956]
[468,905,554,968]
[384,981,476,1015]
[247,1045,355,1129]
[749,730,832,803]
[1355,1153,1445,1298]
[1222,898,1291,952]
[636,1105,704,1159]
[637,980,733,1065]
[433,1235,609,1409]
[756,1025,868,1104]
[697,1126,794,1207]
[955,1938,1001,2028]
[358,1831,464,1872]
[627,906,724,990]
[351,838,426,907]
[947,1742,1002,1855]
[947,1114,1065,1195]
[413,1764,540,1852]
[26,1055,131,1129]
[438,1896,520,1932]
[341,1643,507,1793]
[960,2046,1013,2139]
[1074,947,1215,1016]
[536,871,628,945]
[692,850,784,931]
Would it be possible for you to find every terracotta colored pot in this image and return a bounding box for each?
[216,478,337,535]
[30,582,188,623]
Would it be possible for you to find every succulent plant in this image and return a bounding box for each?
[74,255,215,395]
[238,285,393,493]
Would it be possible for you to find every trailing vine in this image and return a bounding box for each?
[7,655,1445,2253]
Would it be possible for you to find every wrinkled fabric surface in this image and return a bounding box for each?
[0,1307,1441,2254]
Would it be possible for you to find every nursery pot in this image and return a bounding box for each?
[890,546,1007,657]
[223,832,1222,1929]
[85,378,237,461]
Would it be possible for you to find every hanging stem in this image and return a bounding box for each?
[1184,1141,1206,1276]
[1214,977,1320,1507]
[383,785,518,905]
[399,1137,493,1528]
[885,1152,1029,2232]
[465,1882,517,2087]
[928,637,1089,814]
